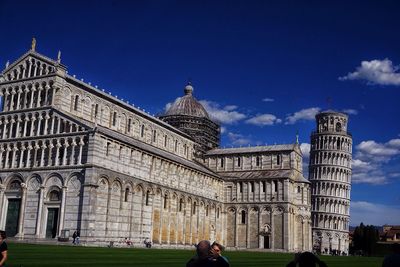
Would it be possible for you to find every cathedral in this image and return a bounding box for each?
[0,41,351,253]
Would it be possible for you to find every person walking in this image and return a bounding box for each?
[72,231,77,245]
[0,231,8,267]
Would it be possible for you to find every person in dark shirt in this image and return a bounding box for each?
[0,231,8,267]
[286,252,327,267]
[186,240,229,267]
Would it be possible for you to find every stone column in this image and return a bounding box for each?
[11,146,18,168]
[23,117,29,137]
[0,185,5,228]
[246,209,251,248]
[36,115,43,136]
[29,87,35,108]
[55,140,61,166]
[58,186,67,236]
[44,85,50,105]
[44,113,50,135]
[26,145,33,168]
[36,86,43,107]
[48,142,54,166]
[19,145,26,168]
[1,119,7,139]
[78,137,84,165]
[62,141,69,166]
[270,211,275,250]
[70,139,77,165]
[16,88,22,110]
[33,143,40,167]
[27,58,32,78]
[9,89,16,111]
[50,115,56,135]
[40,142,46,167]
[30,117,36,136]
[35,186,44,237]
[4,145,11,169]
[15,116,22,138]
[258,209,263,248]
[16,183,27,238]
[8,118,15,139]
[23,88,29,109]
[0,146,4,169]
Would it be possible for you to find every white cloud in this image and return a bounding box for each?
[351,138,400,185]
[220,126,227,134]
[339,58,400,86]
[342,109,358,115]
[351,201,400,226]
[262,98,275,102]
[245,114,282,126]
[199,100,246,124]
[224,105,238,111]
[285,107,321,125]
[300,143,311,160]
[227,132,252,146]
[356,139,400,162]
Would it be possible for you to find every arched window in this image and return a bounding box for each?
[239,182,243,193]
[277,154,281,165]
[112,112,117,126]
[274,180,278,192]
[237,157,241,167]
[152,130,157,142]
[241,210,246,224]
[179,198,184,212]
[141,125,145,138]
[127,118,132,133]
[164,135,168,147]
[49,189,61,201]
[106,142,111,156]
[74,95,79,111]
[336,122,342,132]
[174,140,178,152]
[8,180,21,191]
[256,156,260,167]
[298,186,301,193]
[250,181,254,192]
[145,190,150,206]
[193,202,197,215]
[124,188,129,202]
[220,158,224,168]
[206,205,209,216]
[217,208,220,219]
[164,194,168,209]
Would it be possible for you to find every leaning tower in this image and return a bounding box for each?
[309,111,352,255]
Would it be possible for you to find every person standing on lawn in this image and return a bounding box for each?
[0,231,8,267]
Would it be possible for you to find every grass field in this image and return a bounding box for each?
[6,243,384,267]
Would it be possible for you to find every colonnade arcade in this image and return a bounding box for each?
[0,81,55,112]
[3,57,56,82]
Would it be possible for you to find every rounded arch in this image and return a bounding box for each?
[44,173,64,187]
[27,174,42,191]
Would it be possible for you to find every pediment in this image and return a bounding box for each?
[1,50,61,82]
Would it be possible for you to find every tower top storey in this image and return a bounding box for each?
[315,110,349,135]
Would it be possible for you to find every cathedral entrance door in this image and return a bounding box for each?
[45,208,59,238]
[5,199,21,237]
[264,235,270,249]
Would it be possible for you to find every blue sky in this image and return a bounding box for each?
[1,0,400,226]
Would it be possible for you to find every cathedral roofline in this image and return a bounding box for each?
[206,144,300,156]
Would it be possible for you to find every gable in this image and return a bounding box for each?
[1,51,59,82]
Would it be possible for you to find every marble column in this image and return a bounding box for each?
[35,186,44,237]
[16,183,28,238]
[58,186,67,236]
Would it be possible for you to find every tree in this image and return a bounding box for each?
[351,222,379,256]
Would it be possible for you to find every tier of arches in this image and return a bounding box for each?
[0,109,86,140]
[311,135,352,153]
[312,213,350,231]
[0,135,87,169]
[3,57,56,82]
[94,175,223,245]
[309,166,351,183]
[225,205,312,250]
[61,86,193,160]
[0,80,55,112]
[316,114,348,134]
[310,151,351,168]
[311,197,350,215]
[0,172,83,238]
[311,181,350,199]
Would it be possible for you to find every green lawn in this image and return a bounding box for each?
[6,243,383,267]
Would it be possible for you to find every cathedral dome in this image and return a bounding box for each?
[165,83,210,119]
